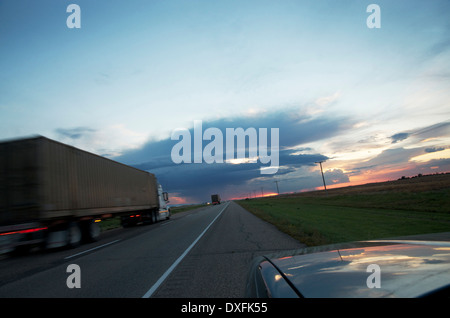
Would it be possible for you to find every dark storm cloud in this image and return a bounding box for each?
[147,150,330,202]
[390,132,410,144]
[425,147,445,153]
[115,108,352,202]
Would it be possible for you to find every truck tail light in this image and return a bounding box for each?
[0,227,48,236]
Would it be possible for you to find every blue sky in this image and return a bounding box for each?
[1,1,449,203]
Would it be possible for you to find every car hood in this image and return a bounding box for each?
[249,240,450,298]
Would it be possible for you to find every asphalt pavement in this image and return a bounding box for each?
[0,201,304,297]
[152,201,304,297]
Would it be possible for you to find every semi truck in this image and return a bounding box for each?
[0,136,170,254]
[211,194,221,205]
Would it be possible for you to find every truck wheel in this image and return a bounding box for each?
[67,222,82,248]
[83,220,100,242]
[45,230,66,249]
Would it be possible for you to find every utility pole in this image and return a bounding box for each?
[274,180,280,195]
[261,187,264,197]
[315,160,328,195]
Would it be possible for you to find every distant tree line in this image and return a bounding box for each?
[398,172,450,180]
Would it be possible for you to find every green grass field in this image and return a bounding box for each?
[170,203,208,214]
[237,174,450,246]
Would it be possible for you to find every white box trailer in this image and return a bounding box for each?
[0,136,170,253]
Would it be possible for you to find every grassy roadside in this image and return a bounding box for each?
[237,174,450,246]
[98,217,121,232]
[170,204,208,214]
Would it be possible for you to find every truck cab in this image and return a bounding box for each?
[157,184,171,221]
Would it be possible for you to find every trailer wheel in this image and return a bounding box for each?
[67,222,82,248]
[83,220,100,242]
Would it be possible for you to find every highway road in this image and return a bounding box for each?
[0,201,304,298]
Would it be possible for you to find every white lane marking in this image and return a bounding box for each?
[142,202,229,298]
[64,239,121,260]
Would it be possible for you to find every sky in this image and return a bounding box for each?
[1,0,449,204]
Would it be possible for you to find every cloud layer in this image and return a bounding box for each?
[112,108,352,202]
[53,110,449,204]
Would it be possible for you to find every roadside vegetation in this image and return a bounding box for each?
[237,173,450,246]
[98,217,121,232]
[170,203,209,214]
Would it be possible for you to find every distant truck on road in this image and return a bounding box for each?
[211,194,221,205]
[0,136,170,254]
